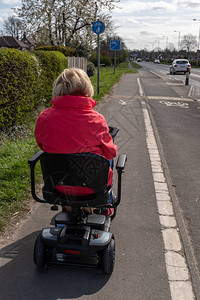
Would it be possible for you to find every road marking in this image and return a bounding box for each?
[190,73,200,79]
[142,100,195,300]
[159,101,189,108]
[147,96,193,101]
[149,70,165,80]
[188,85,194,98]
[137,77,144,96]
[118,99,134,105]
[118,100,127,105]
[167,82,184,86]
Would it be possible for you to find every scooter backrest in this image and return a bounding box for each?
[40,152,110,194]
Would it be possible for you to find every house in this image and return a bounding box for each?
[0,36,9,47]
[0,36,29,50]
[21,33,35,50]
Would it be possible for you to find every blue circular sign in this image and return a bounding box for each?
[92,20,105,34]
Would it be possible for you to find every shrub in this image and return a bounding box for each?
[87,61,96,77]
[0,49,68,129]
[89,52,112,67]
[33,50,68,104]
[0,48,43,129]
[100,54,112,67]
[35,45,75,57]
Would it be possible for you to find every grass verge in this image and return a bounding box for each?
[90,63,137,101]
[0,63,137,233]
[0,127,41,232]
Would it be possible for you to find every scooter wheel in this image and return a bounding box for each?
[102,238,115,274]
[33,234,46,268]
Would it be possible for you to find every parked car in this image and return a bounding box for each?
[154,59,160,64]
[170,59,191,74]
[137,58,142,62]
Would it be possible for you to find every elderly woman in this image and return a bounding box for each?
[34,68,117,217]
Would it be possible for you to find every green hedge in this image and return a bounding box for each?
[0,49,68,128]
[0,48,42,129]
[34,50,68,103]
[89,53,112,67]
[35,45,75,57]
[87,61,96,77]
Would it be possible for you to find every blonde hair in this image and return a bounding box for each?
[53,68,94,98]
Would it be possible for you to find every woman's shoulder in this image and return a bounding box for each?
[39,107,53,117]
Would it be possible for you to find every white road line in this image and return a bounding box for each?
[190,73,200,79]
[147,96,193,101]
[188,85,194,98]
[137,77,144,96]
[142,100,195,300]
[149,70,165,80]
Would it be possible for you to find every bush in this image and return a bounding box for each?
[100,54,112,67]
[35,45,75,57]
[0,49,68,129]
[190,60,197,67]
[33,50,68,104]
[89,52,112,67]
[0,48,43,129]
[87,61,96,77]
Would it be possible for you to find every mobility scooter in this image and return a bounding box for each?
[28,127,126,274]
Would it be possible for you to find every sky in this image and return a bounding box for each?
[1,0,200,51]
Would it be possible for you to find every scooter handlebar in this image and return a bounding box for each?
[109,126,119,140]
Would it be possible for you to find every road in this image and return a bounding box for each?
[1,63,200,300]
[139,61,200,100]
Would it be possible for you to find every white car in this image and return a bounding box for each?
[154,59,160,64]
[170,59,191,74]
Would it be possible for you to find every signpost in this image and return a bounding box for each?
[92,20,105,94]
[110,40,121,73]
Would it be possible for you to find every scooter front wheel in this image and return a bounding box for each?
[102,237,115,274]
[33,234,46,268]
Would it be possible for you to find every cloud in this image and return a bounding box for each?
[0,0,20,4]
[0,7,19,17]
[115,1,175,14]
[123,18,139,24]
[174,0,200,9]
[140,31,152,36]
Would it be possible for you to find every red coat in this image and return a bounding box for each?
[35,95,117,193]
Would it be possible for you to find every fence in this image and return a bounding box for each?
[67,57,87,72]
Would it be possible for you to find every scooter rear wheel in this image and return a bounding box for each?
[33,234,46,268]
[102,238,115,274]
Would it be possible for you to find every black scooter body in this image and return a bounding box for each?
[29,127,126,274]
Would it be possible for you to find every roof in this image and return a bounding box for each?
[21,34,35,45]
[0,37,10,47]
[0,36,29,48]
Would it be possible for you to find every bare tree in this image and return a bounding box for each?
[15,0,117,46]
[3,16,26,38]
[180,34,197,54]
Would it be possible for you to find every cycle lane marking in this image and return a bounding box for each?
[142,100,195,300]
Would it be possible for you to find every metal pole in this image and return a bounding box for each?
[185,68,190,85]
[178,32,180,52]
[196,24,200,67]
[193,19,200,67]
[114,50,116,73]
[97,34,100,94]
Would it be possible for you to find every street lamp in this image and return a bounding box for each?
[174,30,181,51]
[163,35,168,50]
[193,19,200,67]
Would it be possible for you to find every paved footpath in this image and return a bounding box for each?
[0,70,197,300]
